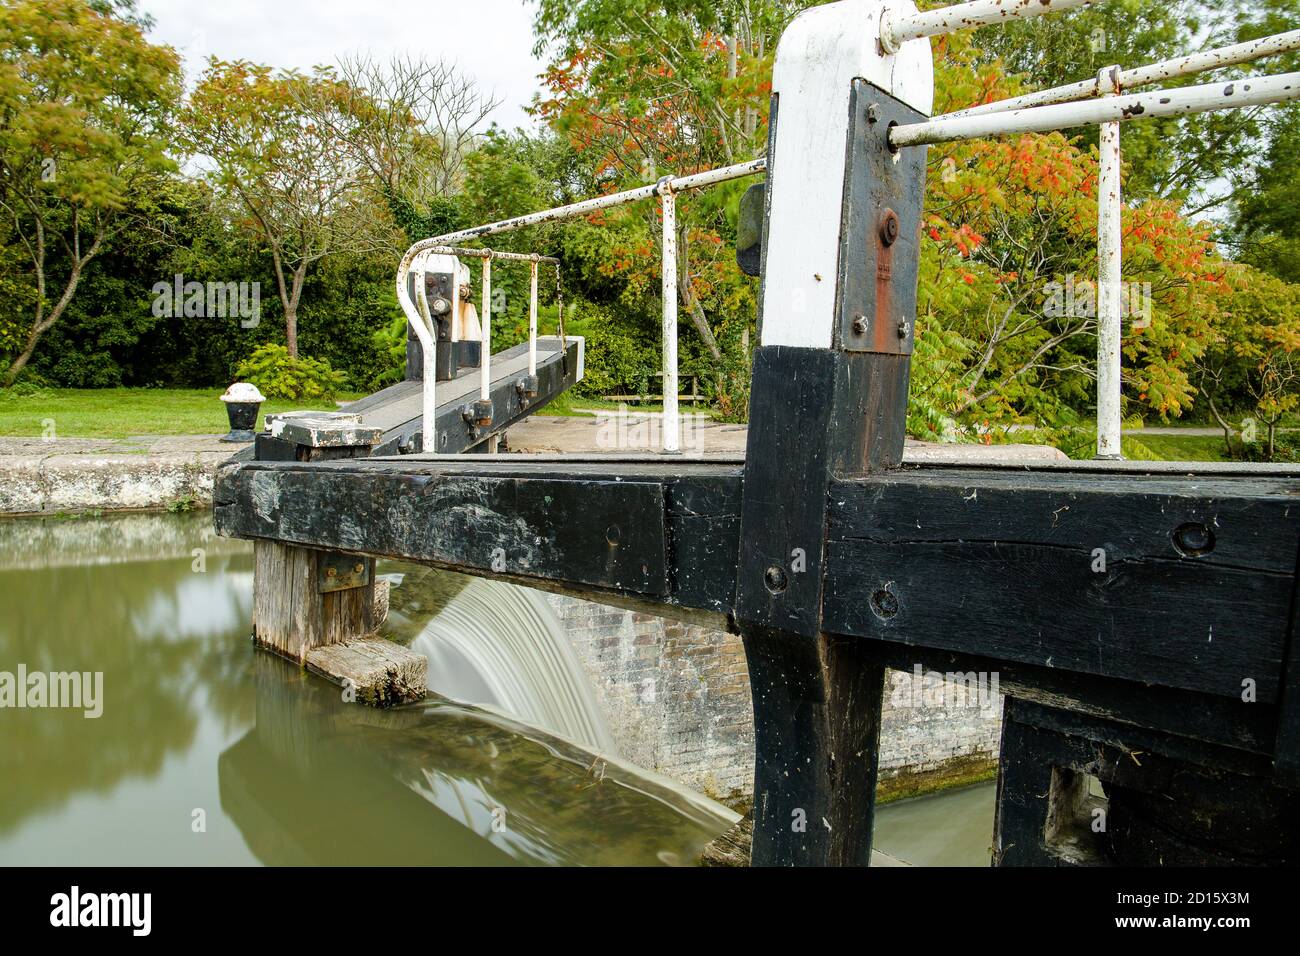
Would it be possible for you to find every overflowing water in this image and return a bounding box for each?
[391,569,618,755]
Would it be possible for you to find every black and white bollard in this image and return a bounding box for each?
[219,382,266,443]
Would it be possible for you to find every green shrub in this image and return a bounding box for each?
[233,344,347,401]
[367,315,408,389]
[554,302,659,399]
[1236,432,1300,464]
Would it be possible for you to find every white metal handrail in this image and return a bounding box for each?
[896,61,1300,456]
[405,244,560,453]
[397,158,767,453]
[943,30,1300,119]
[892,71,1300,146]
[882,0,1095,53]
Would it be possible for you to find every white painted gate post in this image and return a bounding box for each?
[658,177,681,454]
[1096,65,1124,460]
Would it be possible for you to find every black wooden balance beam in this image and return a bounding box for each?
[251,337,582,461]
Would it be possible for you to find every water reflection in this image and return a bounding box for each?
[228,654,732,865]
[0,512,731,866]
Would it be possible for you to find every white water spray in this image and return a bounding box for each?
[410,576,618,756]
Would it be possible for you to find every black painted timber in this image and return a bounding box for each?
[215,457,743,618]
[823,470,1300,701]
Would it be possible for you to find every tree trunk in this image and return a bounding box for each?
[3,258,89,387]
[285,308,298,360]
[1206,392,1239,458]
[676,225,723,363]
[3,335,41,388]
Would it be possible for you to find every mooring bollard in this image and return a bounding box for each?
[219,382,266,443]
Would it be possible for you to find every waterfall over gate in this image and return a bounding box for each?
[409,575,618,756]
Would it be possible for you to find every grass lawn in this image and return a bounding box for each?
[0,386,715,439]
[1129,432,1231,462]
[0,388,361,439]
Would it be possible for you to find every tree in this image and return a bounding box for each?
[184,61,401,358]
[1195,266,1300,459]
[327,54,500,239]
[532,0,809,373]
[0,0,181,386]
[910,29,1244,449]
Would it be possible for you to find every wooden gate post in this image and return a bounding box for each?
[252,540,378,660]
[732,3,933,865]
[247,412,426,706]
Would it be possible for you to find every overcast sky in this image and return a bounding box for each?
[141,0,548,131]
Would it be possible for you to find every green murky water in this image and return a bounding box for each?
[0,512,731,866]
[0,510,996,867]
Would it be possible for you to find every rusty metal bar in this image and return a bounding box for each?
[882,0,1096,53]
[1096,66,1123,460]
[528,257,539,379]
[658,178,680,454]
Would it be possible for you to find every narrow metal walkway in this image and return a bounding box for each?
[344,336,579,455]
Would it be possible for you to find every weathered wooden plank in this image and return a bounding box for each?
[304,637,427,707]
[666,474,743,616]
[824,473,1300,700]
[252,541,380,662]
[742,627,887,866]
[995,698,1300,866]
[1275,539,1300,784]
[218,461,681,599]
[734,346,910,638]
[829,470,1300,573]
[857,642,1275,755]
[344,338,581,456]
[700,814,753,867]
[264,412,383,449]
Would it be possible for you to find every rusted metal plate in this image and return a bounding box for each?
[317,551,371,593]
[837,80,928,356]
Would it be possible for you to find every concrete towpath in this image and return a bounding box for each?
[0,434,233,516]
[0,415,1069,516]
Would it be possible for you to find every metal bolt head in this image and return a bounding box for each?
[898,321,911,339]
[354,563,365,574]
[867,103,881,124]
[879,209,900,246]
[763,565,789,594]
[326,567,337,577]
[852,314,869,335]
[1172,522,1215,557]
[870,588,899,620]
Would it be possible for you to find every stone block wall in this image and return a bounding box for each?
[543,596,754,804]
[546,593,1003,807]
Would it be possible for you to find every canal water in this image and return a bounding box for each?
[0,512,994,866]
